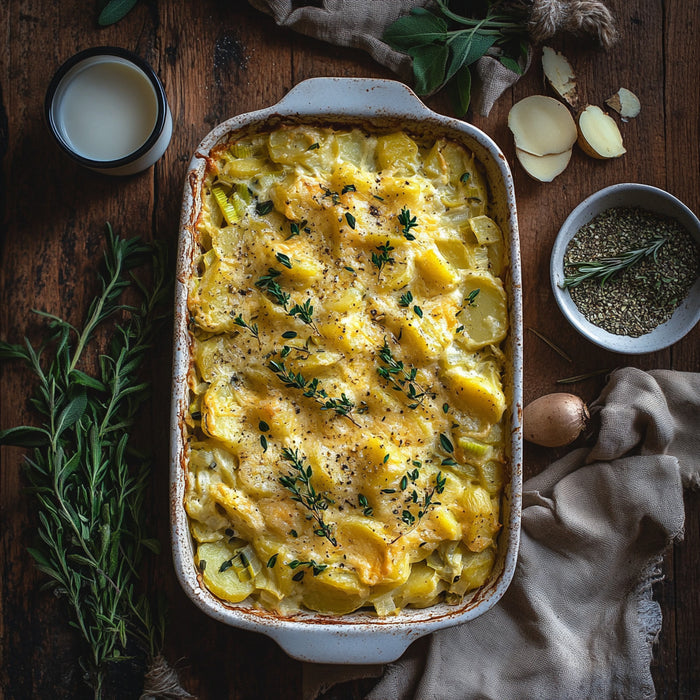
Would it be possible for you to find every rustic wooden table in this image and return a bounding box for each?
[1,1,697,698]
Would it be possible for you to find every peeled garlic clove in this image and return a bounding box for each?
[508,95,578,157]
[605,87,641,121]
[542,46,579,109]
[577,105,626,159]
[516,147,572,182]
[523,392,590,447]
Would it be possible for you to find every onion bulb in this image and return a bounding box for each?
[523,393,590,447]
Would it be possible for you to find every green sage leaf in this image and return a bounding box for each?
[98,0,138,26]
[444,31,496,84]
[499,56,523,75]
[382,9,448,51]
[408,43,449,95]
[451,64,472,117]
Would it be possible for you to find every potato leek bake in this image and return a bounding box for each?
[185,125,510,616]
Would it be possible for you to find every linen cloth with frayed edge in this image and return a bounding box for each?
[246,0,521,116]
[303,368,700,700]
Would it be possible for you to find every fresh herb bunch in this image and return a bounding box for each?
[562,235,668,289]
[383,0,529,114]
[0,226,171,698]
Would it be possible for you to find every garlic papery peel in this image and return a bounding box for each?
[508,95,578,157]
[605,88,641,121]
[542,47,579,108]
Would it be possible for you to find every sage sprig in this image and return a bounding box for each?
[0,226,173,698]
[383,0,528,114]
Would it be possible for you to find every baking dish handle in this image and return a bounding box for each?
[274,77,433,119]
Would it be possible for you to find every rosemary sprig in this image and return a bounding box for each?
[268,358,359,425]
[0,226,172,698]
[278,448,337,546]
[557,368,612,384]
[562,235,668,289]
[376,338,430,408]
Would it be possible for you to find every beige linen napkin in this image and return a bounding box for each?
[305,368,699,699]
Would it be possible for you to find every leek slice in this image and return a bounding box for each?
[212,185,243,226]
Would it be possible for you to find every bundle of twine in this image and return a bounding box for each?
[526,0,617,48]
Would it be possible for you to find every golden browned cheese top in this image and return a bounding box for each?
[185,125,509,616]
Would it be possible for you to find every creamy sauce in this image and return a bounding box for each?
[57,60,158,161]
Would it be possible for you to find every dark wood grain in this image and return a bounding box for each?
[0,1,697,698]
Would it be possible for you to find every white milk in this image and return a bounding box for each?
[57,60,158,161]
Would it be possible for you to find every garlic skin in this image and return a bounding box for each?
[523,393,590,447]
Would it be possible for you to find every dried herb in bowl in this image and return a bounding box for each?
[563,207,699,337]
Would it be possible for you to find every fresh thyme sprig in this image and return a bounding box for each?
[286,559,328,581]
[399,290,414,307]
[233,313,261,346]
[255,269,320,334]
[376,338,430,409]
[268,358,359,425]
[371,241,395,276]
[562,235,668,289]
[0,225,173,698]
[278,448,337,546]
[288,298,320,335]
[255,267,290,307]
[398,207,418,240]
[392,471,447,542]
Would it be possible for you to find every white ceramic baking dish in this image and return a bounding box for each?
[171,77,523,665]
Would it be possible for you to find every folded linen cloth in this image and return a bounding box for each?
[247,1,617,116]
[304,368,699,699]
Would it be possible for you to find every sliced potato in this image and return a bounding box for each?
[196,540,255,603]
[577,105,626,159]
[516,147,572,182]
[508,95,577,157]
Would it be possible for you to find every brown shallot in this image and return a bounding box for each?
[523,393,590,447]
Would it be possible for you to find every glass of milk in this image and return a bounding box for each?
[45,47,172,176]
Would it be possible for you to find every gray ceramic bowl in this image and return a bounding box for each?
[551,183,700,354]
